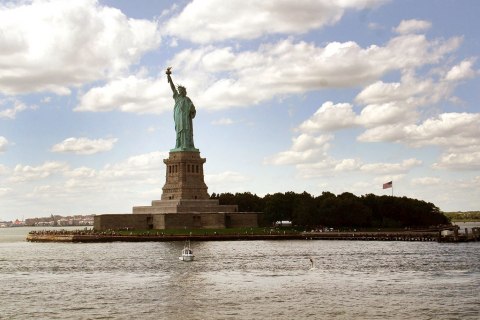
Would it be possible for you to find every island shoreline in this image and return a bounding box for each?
[26,230,479,243]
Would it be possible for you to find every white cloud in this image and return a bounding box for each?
[41,96,52,103]
[0,0,160,95]
[355,71,457,130]
[0,163,8,175]
[358,102,418,128]
[411,177,441,186]
[298,101,357,133]
[294,159,418,179]
[212,118,234,125]
[75,75,171,114]
[264,134,333,165]
[51,137,118,155]
[165,0,387,43]
[367,22,383,30]
[0,151,170,213]
[355,72,443,106]
[355,66,475,143]
[9,161,69,183]
[75,31,462,114]
[433,152,480,171]
[64,167,97,179]
[0,98,37,119]
[170,34,461,110]
[394,19,432,34]
[444,59,477,81]
[358,112,480,148]
[169,38,179,47]
[267,58,478,175]
[295,158,339,178]
[100,151,167,181]
[357,124,407,142]
[360,158,422,174]
[55,152,166,198]
[55,152,166,201]
[204,171,251,195]
[334,159,362,172]
[8,151,168,203]
[403,113,480,149]
[295,157,339,179]
[358,112,480,171]
[0,136,8,153]
[295,69,464,139]
[383,34,460,68]
[266,38,477,175]
[0,187,12,197]
[206,171,249,184]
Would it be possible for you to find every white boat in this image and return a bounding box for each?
[179,240,194,261]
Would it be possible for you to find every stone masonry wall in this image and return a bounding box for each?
[163,213,225,229]
[94,214,150,230]
[226,213,263,228]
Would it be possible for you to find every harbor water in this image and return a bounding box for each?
[1,226,479,319]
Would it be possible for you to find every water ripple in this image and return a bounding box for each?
[0,232,479,319]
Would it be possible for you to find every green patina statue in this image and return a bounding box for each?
[166,67,198,152]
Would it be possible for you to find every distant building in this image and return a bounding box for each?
[12,219,25,226]
[24,214,94,227]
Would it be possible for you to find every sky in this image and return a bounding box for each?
[1,0,479,221]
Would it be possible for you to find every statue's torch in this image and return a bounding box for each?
[166,67,172,83]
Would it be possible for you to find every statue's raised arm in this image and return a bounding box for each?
[166,67,197,152]
[166,67,177,95]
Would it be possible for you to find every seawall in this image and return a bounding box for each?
[26,230,478,243]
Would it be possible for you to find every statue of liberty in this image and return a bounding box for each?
[166,67,198,151]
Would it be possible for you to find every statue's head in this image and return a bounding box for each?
[177,85,187,96]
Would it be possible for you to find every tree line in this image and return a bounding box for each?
[210,191,450,228]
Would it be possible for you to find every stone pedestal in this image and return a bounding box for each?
[161,151,209,200]
[132,150,238,220]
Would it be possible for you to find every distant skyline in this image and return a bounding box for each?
[1,0,479,221]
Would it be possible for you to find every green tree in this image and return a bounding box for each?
[264,192,295,224]
[234,192,264,212]
[291,191,316,226]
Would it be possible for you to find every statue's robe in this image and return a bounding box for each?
[173,92,196,149]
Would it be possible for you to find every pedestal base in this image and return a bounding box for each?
[132,199,238,214]
[162,151,209,200]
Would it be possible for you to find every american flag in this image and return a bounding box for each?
[383,181,392,189]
